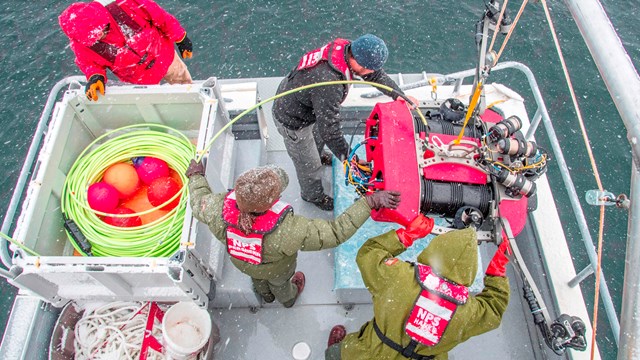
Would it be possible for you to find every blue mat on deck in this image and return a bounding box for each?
[332,136,485,293]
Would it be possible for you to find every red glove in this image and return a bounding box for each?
[396,214,434,248]
[485,234,511,277]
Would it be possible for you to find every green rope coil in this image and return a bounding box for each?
[61,124,195,257]
[196,79,425,161]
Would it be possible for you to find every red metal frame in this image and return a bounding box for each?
[365,101,422,226]
[364,101,528,236]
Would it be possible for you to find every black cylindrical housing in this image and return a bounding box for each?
[420,179,492,217]
[415,117,482,139]
[487,115,522,142]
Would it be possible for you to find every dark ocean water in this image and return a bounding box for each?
[0,0,638,358]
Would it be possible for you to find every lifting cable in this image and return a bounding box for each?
[492,0,529,67]
[540,1,606,358]
[487,0,510,54]
[455,0,527,145]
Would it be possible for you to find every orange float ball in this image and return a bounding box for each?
[168,168,183,188]
[141,209,169,225]
[87,182,120,213]
[147,176,181,211]
[122,186,169,225]
[102,207,142,227]
[103,163,140,199]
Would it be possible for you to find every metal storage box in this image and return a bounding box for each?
[7,78,256,307]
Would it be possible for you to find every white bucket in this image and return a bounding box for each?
[162,302,212,360]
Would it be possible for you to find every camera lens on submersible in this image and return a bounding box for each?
[495,168,536,197]
[496,138,538,157]
[487,115,522,142]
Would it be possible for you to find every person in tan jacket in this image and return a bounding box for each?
[186,160,400,307]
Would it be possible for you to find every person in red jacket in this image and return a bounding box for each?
[59,0,194,101]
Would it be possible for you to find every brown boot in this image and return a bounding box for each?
[327,325,346,347]
[302,194,334,211]
[283,272,305,308]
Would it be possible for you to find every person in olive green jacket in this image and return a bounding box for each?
[186,160,400,308]
[325,215,511,359]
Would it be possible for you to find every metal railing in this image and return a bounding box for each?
[0,76,85,274]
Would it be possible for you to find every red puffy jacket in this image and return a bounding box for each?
[59,0,186,84]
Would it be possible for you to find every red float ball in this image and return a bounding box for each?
[103,163,140,199]
[133,157,169,185]
[87,182,120,213]
[168,168,183,188]
[102,207,142,227]
[147,176,181,211]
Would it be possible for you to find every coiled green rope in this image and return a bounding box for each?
[196,79,425,161]
[61,124,195,257]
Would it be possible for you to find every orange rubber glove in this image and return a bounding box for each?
[176,35,193,59]
[485,234,511,277]
[85,75,105,101]
[396,214,435,247]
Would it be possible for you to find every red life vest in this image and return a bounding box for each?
[221,191,292,265]
[90,1,156,69]
[404,264,469,346]
[296,38,352,81]
[59,0,185,84]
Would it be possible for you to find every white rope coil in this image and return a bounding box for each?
[74,302,165,360]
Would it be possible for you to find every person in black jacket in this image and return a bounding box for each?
[272,34,416,211]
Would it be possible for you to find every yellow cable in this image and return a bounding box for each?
[493,161,514,173]
[0,231,40,256]
[197,80,424,162]
[487,99,507,109]
[415,107,428,127]
[454,81,483,144]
